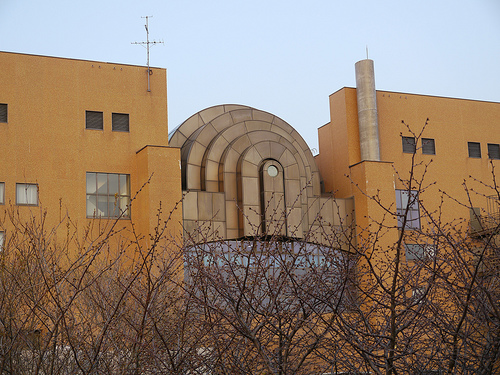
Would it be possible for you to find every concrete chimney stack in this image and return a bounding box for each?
[355,59,381,161]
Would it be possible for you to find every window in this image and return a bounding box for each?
[405,243,436,260]
[422,138,435,155]
[0,231,3,250]
[487,143,500,160]
[86,110,103,130]
[16,183,38,205]
[402,136,416,153]
[86,172,130,218]
[468,142,481,158]
[0,182,4,204]
[0,103,7,123]
[396,189,420,229]
[112,113,129,132]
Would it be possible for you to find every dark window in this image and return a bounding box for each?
[86,172,130,218]
[422,138,435,155]
[112,113,129,132]
[0,103,7,123]
[402,136,416,153]
[468,142,481,158]
[396,189,420,229]
[487,143,500,160]
[86,111,103,130]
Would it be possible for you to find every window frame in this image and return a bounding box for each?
[16,183,38,206]
[396,189,420,229]
[402,136,416,154]
[85,110,104,130]
[487,143,500,160]
[86,172,131,219]
[112,113,130,132]
[468,142,481,158]
[0,103,7,123]
[421,138,436,155]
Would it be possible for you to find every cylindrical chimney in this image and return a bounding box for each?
[355,59,380,161]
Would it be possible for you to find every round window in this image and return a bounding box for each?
[267,165,278,177]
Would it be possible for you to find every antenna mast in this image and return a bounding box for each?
[132,16,164,92]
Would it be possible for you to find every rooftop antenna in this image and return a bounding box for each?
[132,16,164,92]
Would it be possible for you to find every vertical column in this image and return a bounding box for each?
[355,59,381,161]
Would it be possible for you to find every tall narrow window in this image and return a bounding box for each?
[422,138,436,155]
[396,189,420,229]
[402,136,416,153]
[0,182,4,204]
[0,103,7,123]
[86,172,130,218]
[487,143,500,160]
[468,142,481,158]
[0,232,4,250]
[112,113,129,132]
[16,183,38,206]
[86,111,103,130]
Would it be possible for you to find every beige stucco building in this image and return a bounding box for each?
[0,51,498,262]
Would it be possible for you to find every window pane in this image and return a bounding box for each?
[27,185,37,204]
[0,232,3,250]
[402,136,416,153]
[97,195,108,217]
[119,175,128,195]
[0,182,4,204]
[86,173,97,194]
[109,198,120,218]
[108,173,119,195]
[0,104,7,123]
[86,111,103,130]
[487,143,500,160]
[97,173,108,195]
[468,142,481,158]
[422,138,435,155]
[120,196,130,217]
[16,184,38,205]
[86,195,97,217]
[112,113,129,132]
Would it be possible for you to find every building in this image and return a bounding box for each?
[0,51,499,373]
[0,51,182,256]
[1,50,499,262]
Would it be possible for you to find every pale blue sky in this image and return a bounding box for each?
[1,0,499,151]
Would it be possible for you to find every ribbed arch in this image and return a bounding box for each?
[169,105,330,241]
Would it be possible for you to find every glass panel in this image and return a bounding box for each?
[97,173,108,195]
[120,196,130,217]
[86,195,97,217]
[16,184,27,204]
[119,175,128,195]
[400,191,409,209]
[86,173,96,194]
[109,198,120,218]
[27,184,38,204]
[0,232,3,250]
[0,183,4,204]
[108,174,119,195]
[97,195,108,217]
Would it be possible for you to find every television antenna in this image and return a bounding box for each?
[132,16,164,92]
